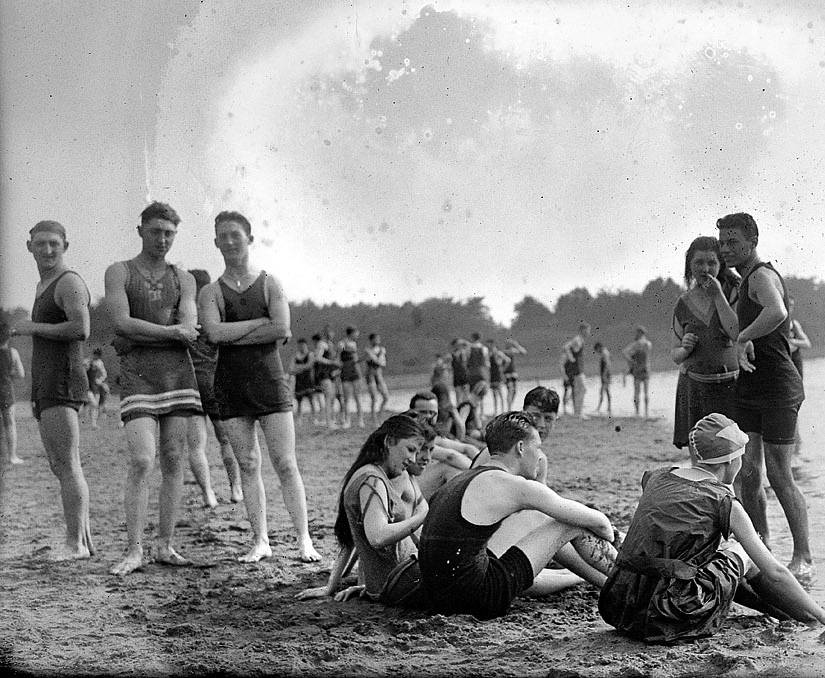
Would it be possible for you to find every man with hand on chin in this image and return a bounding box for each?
[716,212,810,581]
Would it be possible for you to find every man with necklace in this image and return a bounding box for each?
[717,212,810,581]
[12,220,95,560]
[199,211,320,563]
[105,202,202,575]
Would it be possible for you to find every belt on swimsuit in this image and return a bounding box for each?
[616,554,698,580]
[687,370,738,384]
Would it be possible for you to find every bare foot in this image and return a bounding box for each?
[202,491,219,509]
[229,486,244,503]
[298,538,322,563]
[110,548,144,575]
[46,543,91,561]
[9,455,24,465]
[238,541,272,563]
[155,546,190,567]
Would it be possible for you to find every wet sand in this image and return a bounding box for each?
[2,408,824,677]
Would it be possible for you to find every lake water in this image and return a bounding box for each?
[383,356,825,595]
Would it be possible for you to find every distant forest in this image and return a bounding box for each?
[3,275,823,395]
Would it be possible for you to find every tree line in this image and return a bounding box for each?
[2,275,822,395]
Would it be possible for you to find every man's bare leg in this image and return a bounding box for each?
[39,406,93,560]
[488,510,601,585]
[222,417,271,562]
[2,405,23,464]
[111,417,156,575]
[186,416,218,508]
[573,375,586,418]
[737,432,770,549]
[765,440,812,573]
[153,415,191,565]
[643,380,650,418]
[259,412,320,562]
[212,419,242,503]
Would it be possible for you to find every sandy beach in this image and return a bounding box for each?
[2,408,825,677]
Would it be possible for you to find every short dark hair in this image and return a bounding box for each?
[471,332,481,341]
[214,210,252,236]
[522,386,560,415]
[188,268,211,293]
[368,333,377,341]
[683,236,727,286]
[92,347,103,357]
[593,342,603,352]
[140,201,180,226]
[297,337,308,344]
[311,333,322,342]
[716,212,758,240]
[409,390,437,409]
[485,411,537,455]
[346,326,357,336]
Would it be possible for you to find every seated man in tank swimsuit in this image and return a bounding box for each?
[418,411,618,619]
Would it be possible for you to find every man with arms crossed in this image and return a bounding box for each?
[106,202,203,575]
[13,220,94,559]
[717,212,810,580]
[199,211,320,563]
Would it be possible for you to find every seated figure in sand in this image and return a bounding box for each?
[418,411,618,619]
[599,413,825,643]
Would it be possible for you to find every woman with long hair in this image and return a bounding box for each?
[671,236,740,449]
[297,414,428,602]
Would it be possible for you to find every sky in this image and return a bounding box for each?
[2,0,824,324]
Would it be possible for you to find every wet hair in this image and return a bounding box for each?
[368,333,378,341]
[346,326,357,336]
[716,212,758,240]
[485,411,537,456]
[188,268,211,293]
[214,210,252,236]
[683,236,730,286]
[333,414,424,548]
[522,386,560,415]
[311,333,322,342]
[409,390,437,409]
[140,201,180,227]
[402,410,438,442]
[29,220,67,242]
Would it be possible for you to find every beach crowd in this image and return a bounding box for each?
[1,205,823,645]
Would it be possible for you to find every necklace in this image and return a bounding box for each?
[134,261,168,302]
[224,271,253,289]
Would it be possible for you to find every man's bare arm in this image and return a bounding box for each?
[105,263,196,344]
[13,272,90,342]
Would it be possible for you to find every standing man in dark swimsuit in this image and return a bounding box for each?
[12,220,94,560]
[199,211,320,563]
[466,333,491,428]
[562,323,591,418]
[106,203,203,575]
[717,212,810,581]
[450,338,470,404]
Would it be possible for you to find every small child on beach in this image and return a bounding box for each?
[599,413,825,643]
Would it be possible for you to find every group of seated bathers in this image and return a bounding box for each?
[297,390,825,640]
